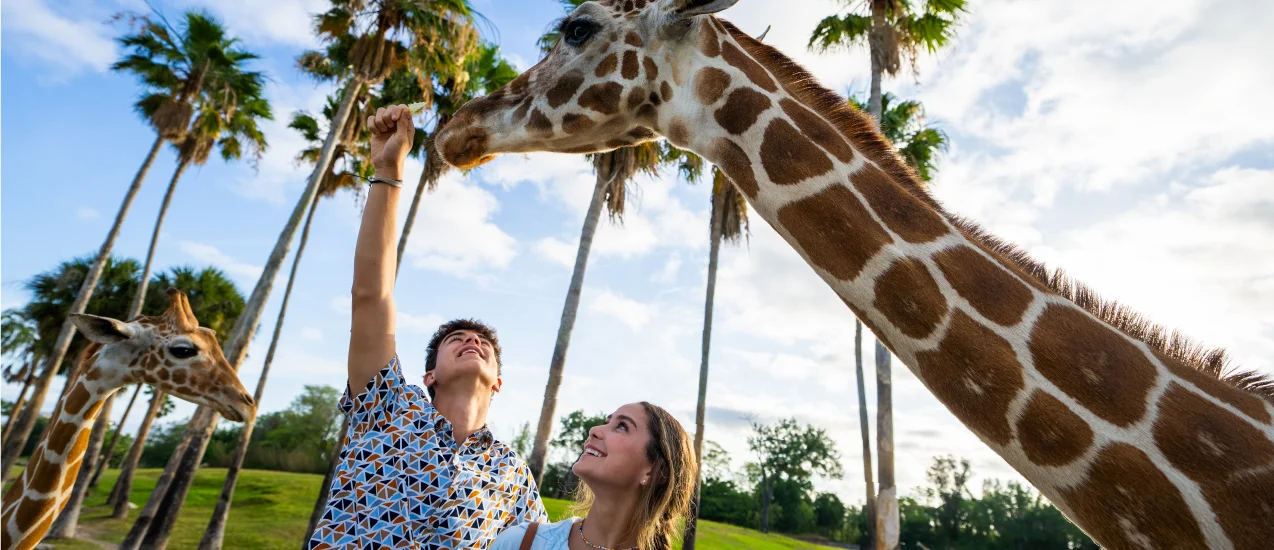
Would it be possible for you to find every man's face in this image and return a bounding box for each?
[425,329,502,395]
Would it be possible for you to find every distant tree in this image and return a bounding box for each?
[511,422,532,457]
[747,418,843,533]
[815,492,848,539]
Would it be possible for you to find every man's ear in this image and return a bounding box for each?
[423,370,437,389]
[492,377,503,394]
[71,314,136,344]
[670,0,738,17]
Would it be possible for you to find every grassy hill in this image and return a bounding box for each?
[33,468,841,549]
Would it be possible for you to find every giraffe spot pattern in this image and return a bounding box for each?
[668,117,691,146]
[709,138,759,198]
[622,51,640,80]
[699,18,721,57]
[62,386,90,416]
[1153,383,1274,549]
[595,53,619,77]
[916,311,1024,445]
[27,451,63,496]
[625,31,643,47]
[853,163,948,243]
[760,119,834,185]
[512,97,533,122]
[715,88,772,135]
[660,81,673,102]
[873,258,947,338]
[508,73,530,96]
[1015,390,1093,466]
[779,99,855,163]
[934,245,1033,326]
[722,42,777,92]
[635,103,658,123]
[547,72,585,108]
[1029,305,1157,427]
[579,83,624,115]
[527,109,554,138]
[562,113,595,134]
[1155,350,1273,424]
[1060,443,1208,549]
[693,67,731,105]
[777,183,891,280]
[643,56,658,81]
[627,87,646,111]
[172,369,187,385]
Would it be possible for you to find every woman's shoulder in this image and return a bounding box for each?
[489,518,578,550]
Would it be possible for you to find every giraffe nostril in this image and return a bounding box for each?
[239,391,255,407]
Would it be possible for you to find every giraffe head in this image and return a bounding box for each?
[435,0,740,168]
[68,288,254,422]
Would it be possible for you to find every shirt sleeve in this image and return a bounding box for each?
[339,355,408,438]
[486,523,529,550]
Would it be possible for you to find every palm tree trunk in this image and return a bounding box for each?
[108,389,164,518]
[856,321,877,550]
[395,119,448,276]
[90,384,142,488]
[130,155,191,321]
[122,77,365,550]
[1,134,164,483]
[875,339,898,550]
[868,0,886,122]
[760,471,773,533]
[119,417,195,549]
[1,357,37,446]
[47,395,115,538]
[305,416,350,546]
[683,198,725,550]
[199,197,321,550]
[527,168,611,482]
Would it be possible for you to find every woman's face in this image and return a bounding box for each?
[572,402,655,492]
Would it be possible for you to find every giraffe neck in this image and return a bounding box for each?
[1,345,123,550]
[659,18,1274,549]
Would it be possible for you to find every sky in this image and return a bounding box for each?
[3,0,1273,508]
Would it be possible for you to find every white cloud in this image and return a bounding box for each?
[76,207,99,220]
[651,254,682,284]
[588,289,655,331]
[397,311,446,335]
[535,237,577,268]
[0,0,117,78]
[329,295,351,314]
[300,327,323,341]
[184,0,327,47]
[400,172,518,276]
[179,241,263,281]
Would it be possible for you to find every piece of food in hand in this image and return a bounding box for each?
[408,102,427,114]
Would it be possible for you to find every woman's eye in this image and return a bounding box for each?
[565,21,595,46]
[169,345,198,359]
[618,423,628,432]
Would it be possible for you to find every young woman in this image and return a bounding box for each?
[489,402,698,550]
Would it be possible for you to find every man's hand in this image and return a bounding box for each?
[369,104,414,180]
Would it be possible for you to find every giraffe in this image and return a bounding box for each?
[434,1,1274,548]
[0,289,254,550]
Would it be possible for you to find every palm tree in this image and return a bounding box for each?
[812,5,962,546]
[683,166,749,550]
[1,309,40,447]
[104,266,245,520]
[50,53,272,541]
[0,8,251,485]
[383,43,518,273]
[121,4,482,547]
[198,104,370,550]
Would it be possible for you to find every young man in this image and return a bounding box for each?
[307,104,547,549]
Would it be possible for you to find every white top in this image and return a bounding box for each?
[489,518,579,550]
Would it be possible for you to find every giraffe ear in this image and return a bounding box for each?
[670,0,739,17]
[71,314,136,344]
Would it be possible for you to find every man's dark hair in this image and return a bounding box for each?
[423,318,503,399]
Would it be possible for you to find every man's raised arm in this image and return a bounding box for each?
[348,105,413,394]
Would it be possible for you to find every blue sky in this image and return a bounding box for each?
[3,0,1273,506]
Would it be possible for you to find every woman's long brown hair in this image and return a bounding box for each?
[569,402,698,549]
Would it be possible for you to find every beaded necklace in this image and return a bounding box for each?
[577,519,638,550]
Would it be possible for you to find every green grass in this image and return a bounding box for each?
[35,469,839,549]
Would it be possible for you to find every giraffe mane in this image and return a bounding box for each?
[718,19,1274,405]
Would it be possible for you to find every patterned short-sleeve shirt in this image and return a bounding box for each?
[307,356,548,549]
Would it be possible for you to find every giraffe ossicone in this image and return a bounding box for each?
[1,289,254,550]
[435,0,1274,548]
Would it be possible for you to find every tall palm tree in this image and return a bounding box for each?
[198,104,370,550]
[812,5,962,546]
[683,166,749,550]
[104,268,242,520]
[0,8,252,484]
[50,80,271,540]
[1,309,40,447]
[122,4,482,547]
[383,43,518,274]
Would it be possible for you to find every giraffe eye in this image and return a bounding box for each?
[169,344,198,359]
[564,19,596,47]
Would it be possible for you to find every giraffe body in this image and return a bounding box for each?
[0,290,254,550]
[435,1,1274,548]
